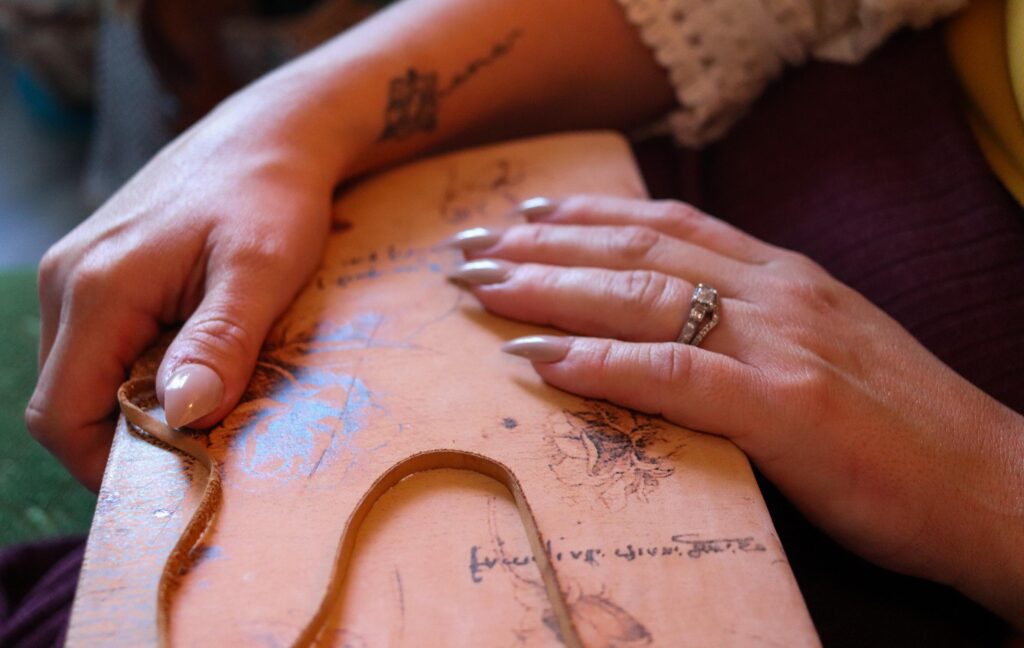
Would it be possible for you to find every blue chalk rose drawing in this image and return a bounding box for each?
[216,313,394,482]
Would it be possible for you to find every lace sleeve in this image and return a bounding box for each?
[617,0,966,147]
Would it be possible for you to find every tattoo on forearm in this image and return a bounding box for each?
[439,28,522,99]
[379,29,524,142]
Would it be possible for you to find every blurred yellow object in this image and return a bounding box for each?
[946,0,1024,206]
[1009,0,1024,121]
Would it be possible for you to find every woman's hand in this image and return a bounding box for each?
[25,94,338,492]
[449,194,1024,625]
[22,0,678,493]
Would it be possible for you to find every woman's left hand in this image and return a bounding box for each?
[448,195,1024,623]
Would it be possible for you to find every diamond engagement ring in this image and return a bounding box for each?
[676,283,720,347]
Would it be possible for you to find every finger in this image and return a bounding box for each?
[156,258,302,430]
[26,295,161,491]
[503,335,763,438]
[515,195,778,265]
[459,223,751,296]
[452,260,750,357]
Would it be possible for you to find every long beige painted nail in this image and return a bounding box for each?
[501,335,571,362]
[448,259,513,285]
[445,227,502,251]
[516,197,559,221]
[164,364,224,429]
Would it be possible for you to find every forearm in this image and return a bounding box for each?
[878,369,1024,628]
[210,0,674,183]
[933,402,1024,629]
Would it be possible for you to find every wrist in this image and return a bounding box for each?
[188,44,389,191]
[201,76,355,187]
[230,30,444,187]
[922,400,1024,627]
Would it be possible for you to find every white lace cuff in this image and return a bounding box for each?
[617,0,966,148]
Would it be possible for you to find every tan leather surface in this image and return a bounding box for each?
[69,132,818,647]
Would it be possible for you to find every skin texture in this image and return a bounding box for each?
[461,195,1024,628]
[28,106,337,490]
[26,0,674,491]
[23,0,1024,631]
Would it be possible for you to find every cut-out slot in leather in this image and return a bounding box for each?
[322,466,583,646]
[298,451,581,648]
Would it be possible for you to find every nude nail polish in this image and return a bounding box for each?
[445,227,502,251]
[163,364,224,429]
[448,259,513,285]
[501,335,571,362]
[516,197,559,221]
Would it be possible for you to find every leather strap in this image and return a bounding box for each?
[117,378,583,648]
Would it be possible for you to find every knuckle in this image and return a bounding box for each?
[227,237,293,271]
[511,223,555,252]
[657,200,704,237]
[617,269,669,312]
[779,250,827,277]
[182,312,256,362]
[781,276,841,316]
[559,194,597,216]
[780,361,836,428]
[589,339,617,379]
[66,261,113,299]
[24,397,56,445]
[653,344,692,387]
[37,245,65,290]
[612,225,661,260]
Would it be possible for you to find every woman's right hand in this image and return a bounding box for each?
[20,0,689,492]
[25,92,339,491]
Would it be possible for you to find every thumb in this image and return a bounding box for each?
[156,269,288,429]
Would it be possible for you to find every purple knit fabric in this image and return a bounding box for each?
[0,536,84,647]
[696,28,1020,646]
[702,30,1024,415]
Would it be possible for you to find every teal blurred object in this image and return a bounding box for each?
[14,67,93,136]
[0,270,95,545]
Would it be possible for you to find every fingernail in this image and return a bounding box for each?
[448,259,513,285]
[501,335,571,362]
[516,197,559,221]
[444,227,502,251]
[163,364,224,429]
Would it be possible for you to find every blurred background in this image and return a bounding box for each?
[0,0,391,546]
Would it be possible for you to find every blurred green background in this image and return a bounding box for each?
[0,271,95,545]
[0,0,401,548]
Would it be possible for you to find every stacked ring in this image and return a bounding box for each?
[676,283,720,347]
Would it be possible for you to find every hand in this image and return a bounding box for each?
[448,195,1024,620]
[26,94,338,491]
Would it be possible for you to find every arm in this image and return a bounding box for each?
[26,0,673,490]
[920,398,1024,626]
[216,0,675,182]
